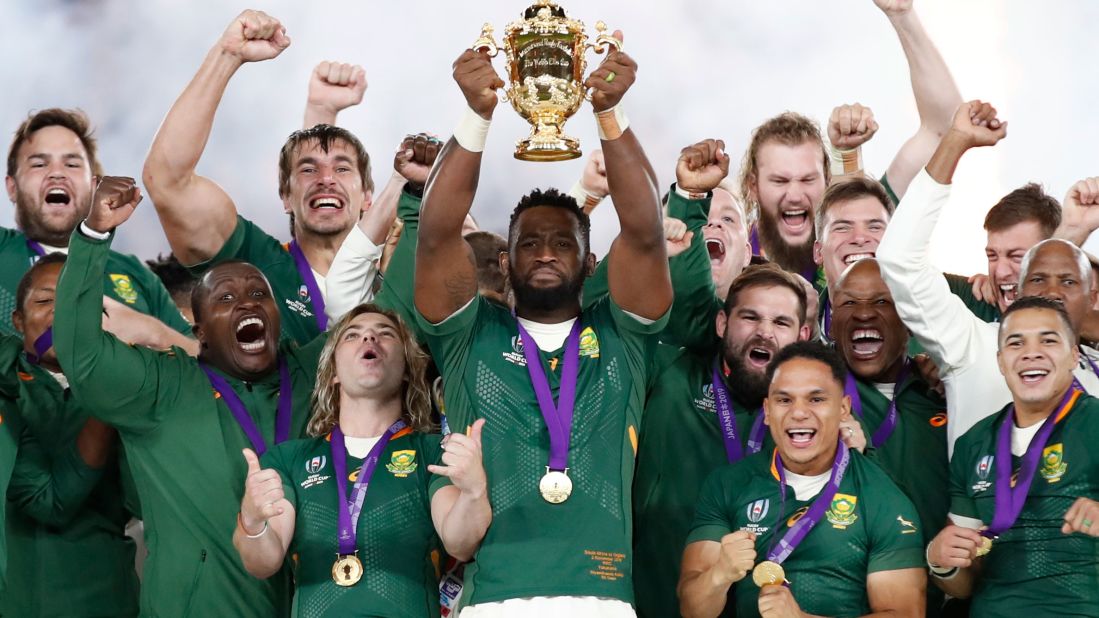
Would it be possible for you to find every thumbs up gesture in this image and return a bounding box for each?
[240,448,289,534]
[428,419,488,499]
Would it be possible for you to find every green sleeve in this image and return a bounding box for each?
[864,467,926,574]
[124,254,193,335]
[261,443,299,512]
[686,467,734,544]
[663,187,721,355]
[375,189,426,341]
[54,230,174,434]
[416,297,482,437]
[879,173,900,207]
[0,335,23,399]
[948,437,979,520]
[944,273,1001,324]
[185,215,248,276]
[421,434,450,500]
[7,421,105,527]
[581,259,610,311]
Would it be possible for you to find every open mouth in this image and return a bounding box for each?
[780,208,809,233]
[44,187,71,206]
[843,252,875,265]
[360,344,381,362]
[706,238,726,265]
[850,328,884,359]
[235,316,267,352]
[309,195,345,211]
[1018,368,1049,385]
[999,283,1018,305]
[786,428,817,446]
[746,346,773,369]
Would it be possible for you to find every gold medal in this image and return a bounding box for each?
[539,468,573,504]
[976,536,993,557]
[752,560,786,587]
[332,553,363,586]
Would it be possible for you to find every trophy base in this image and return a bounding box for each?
[514,136,581,162]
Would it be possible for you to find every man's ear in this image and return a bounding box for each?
[11,311,23,335]
[584,252,597,277]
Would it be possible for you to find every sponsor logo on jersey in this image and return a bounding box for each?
[386,449,417,477]
[578,327,600,358]
[1040,443,1067,482]
[693,383,716,413]
[298,284,310,301]
[929,412,947,428]
[109,274,138,304]
[826,493,858,529]
[896,515,918,535]
[973,455,993,492]
[741,498,772,535]
[787,505,809,527]
[306,455,327,474]
[502,336,527,366]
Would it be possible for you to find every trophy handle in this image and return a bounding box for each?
[584,21,622,102]
[472,23,499,58]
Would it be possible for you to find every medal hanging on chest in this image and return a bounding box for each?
[330,420,407,586]
[516,320,581,504]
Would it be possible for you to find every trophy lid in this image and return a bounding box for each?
[524,0,566,19]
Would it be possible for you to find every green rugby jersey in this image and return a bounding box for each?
[373,190,427,339]
[0,226,190,338]
[949,395,1099,617]
[264,430,443,618]
[418,295,666,606]
[54,228,323,618]
[2,358,139,617]
[0,394,21,599]
[632,345,769,618]
[688,449,925,618]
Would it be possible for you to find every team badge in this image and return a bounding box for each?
[826,493,859,529]
[973,455,994,492]
[1040,443,1067,482]
[109,274,138,304]
[386,450,417,477]
[306,455,327,474]
[896,515,918,535]
[578,326,600,358]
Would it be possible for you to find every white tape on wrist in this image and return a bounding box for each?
[568,180,604,213]
[595,105,629,141]
[454,107,492,153]
[827,142,863,177]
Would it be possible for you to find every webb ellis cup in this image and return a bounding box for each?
[473,0,620,161]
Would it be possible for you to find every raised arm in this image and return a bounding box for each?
[414,49,503,324]
[876,0,963,199]
[587,35,672,320]
[142,10,290,266]
[302,61,366,129]
[827,103,878,180]
[1055,177,1099,246]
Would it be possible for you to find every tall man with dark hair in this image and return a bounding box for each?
[927,297,1099,615]
[414,34,671,615]
[679,341,925,618]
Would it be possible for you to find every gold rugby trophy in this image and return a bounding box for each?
[473,1,621,161]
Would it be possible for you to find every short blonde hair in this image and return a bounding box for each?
[307,304,435,437]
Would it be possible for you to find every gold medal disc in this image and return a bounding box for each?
[539,468,573,504]
[752,560,786,587]
[332,554,364,586]
[976,536,993,557]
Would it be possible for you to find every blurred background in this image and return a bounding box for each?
[2,0,1097,273]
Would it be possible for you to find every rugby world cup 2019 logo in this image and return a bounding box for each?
[306,455,326,474]
[300,455,331,489]
[298,284,311,302]
[1040,443,1067,482]
[694,383,716,413]
[826,493,859,529]
[742,498,771,535]
[973,455,994,492]
[502,336,527,366]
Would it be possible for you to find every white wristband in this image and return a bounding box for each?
[674,183,710,201]
[827,141,863,178]
[926,542,957,578]
[454,107,492,153]
[244,519,269,539]
[79,220,111,240]
[595,105,629,141]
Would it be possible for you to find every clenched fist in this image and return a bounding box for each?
[716,530,757,584]
[664,217,693,258]
[927,524,984,569]
[240,448,290,535]
[453,49,505,120]
[949,100,1007,149]
[86,176,142,234]
[829,103,879,150]
[677,139,731,194]
[219,10,291,64]
[307,61,367,116]
[584,31,635,112]
[758,584,804,618]
[394,133,443,189]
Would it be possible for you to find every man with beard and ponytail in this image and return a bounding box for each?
[830,258,950,616]
[53,176,324,617]
[2,108,193,339]
[680,342,926,618]
[633,263,825,618]
[413,33,671,615]
[144,10,374,344]
[927,297,1099,616]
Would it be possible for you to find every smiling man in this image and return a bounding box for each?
[143,10,372,344]
[2,109,192,339]
[679,341,925,618]
[927,297,1099,616]
[53,176,323,617]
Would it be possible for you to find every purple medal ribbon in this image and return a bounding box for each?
[845,361,910,449]
[287,240,328,332]
[200,357,292,456]
[749,225,762,257]
[25,328,54,365]
[983,387,1080,538]
[331,420,407,555]
[1073,348,1099,394]
[768,440,851,564]
[711,359,766,463]
[25,238,46,258]
[517,320,581,473]
[822,297,832,339]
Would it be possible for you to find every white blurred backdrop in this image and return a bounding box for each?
[2,0,1097,274]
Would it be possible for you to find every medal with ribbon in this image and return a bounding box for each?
[517,319,581,504]
[711,359,767,463]
[978,387,1082,555]
[329,419,408,586]
[845,360,910,449]
[200,357,292,456]
[753,440,851,587]
[288,240,328,332]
